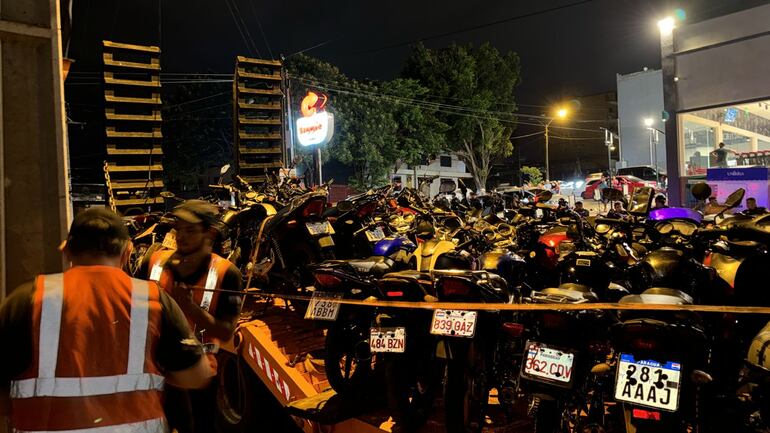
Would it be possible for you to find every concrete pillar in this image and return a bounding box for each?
[660,24,681,205]
[1,0,72,297]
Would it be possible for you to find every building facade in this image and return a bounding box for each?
[616,68,667,171]
[661,3,770,205]
[394,153,474,197]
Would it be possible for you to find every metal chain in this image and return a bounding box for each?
[103,160,116,212]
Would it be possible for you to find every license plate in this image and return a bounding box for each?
[522,341,576,385]
[306,221,333,236]
[430,309,477,338]
[162,230,177,250]
[370,327,406,353]
[365,227,385,242]
[614,353,681,412]
[304,291,343,321]
[221,238,232,255]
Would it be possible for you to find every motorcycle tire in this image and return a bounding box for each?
[215,351,260,432]
[532,398,560,433]
[444,340,489,433]
[385,354,439,433]
[324,320,373,396]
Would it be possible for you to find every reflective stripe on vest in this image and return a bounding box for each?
[151,252,220,312]
[10,273,166,433]
[12,418,167,433]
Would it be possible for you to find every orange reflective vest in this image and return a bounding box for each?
[148,250,230,341]
[9,267,166,433]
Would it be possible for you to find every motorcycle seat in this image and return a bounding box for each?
[536,287,598,303]
[726,239,763,251]
[346,256,393,277]
[619,287,693,305]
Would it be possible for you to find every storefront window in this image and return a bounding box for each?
[723,131,752,153]
[682,120,713,176]
[679,98,770,175]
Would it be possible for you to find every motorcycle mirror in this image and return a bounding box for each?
[628,186,654,216]
[536,190,553,203]
[724,188,746,209]
[603,188,624,202]
[336,200,354,212]
[439,180,456,194]
[159,191,175,199]
[690,182,712,201]
[220,164,231,175]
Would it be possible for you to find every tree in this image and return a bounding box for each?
[521,166,543,185]
[162,78,233,193]
[286,54,447,189]
[403,43,521,192]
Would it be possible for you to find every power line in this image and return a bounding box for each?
[228,0,261,57]
[163,90,230,110]
[223,0,258,57]
[355,0,595,55]
[247,0,274,59]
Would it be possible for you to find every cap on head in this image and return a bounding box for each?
[172,200,219,228]
[66,207,130,257]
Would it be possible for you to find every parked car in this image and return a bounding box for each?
[581,175,655,199]
[616,165,665,183]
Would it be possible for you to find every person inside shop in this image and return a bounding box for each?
[710,142,738,168]
[606,201,626,219]
[574,201,590,217]
[0,208,213,433]
[742,197,768,216]
[652,195,669,210]
[146,200,243,433]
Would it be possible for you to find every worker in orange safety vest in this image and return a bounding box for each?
[146,200,243,433]
[0,207,214,433]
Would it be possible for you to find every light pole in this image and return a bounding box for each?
[644,117,664,185]
[543,108,568,182]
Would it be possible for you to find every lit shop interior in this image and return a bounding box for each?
[681,99,770,176]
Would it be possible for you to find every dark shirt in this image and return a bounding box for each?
[713,148,729,166]
[742,207,768,216]
[0,278,203,387]
[575,208,589,218]
[606,210,625,219]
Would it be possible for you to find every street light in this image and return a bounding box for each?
[543,107,568,182]
[657,17,675,34]
[643,117,654,127]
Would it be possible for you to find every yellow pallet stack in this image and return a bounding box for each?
[102,40,164,212]
[234,56,285,184]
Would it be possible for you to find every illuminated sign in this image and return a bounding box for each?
[297,91,334,147]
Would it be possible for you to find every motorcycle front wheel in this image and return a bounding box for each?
[324,319,374,396]
[444,339,489,433]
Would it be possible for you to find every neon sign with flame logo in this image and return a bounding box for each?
[297,91,334,146]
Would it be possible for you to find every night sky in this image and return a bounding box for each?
[65,0,769,183]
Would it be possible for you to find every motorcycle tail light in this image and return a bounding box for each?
[502,322,524,337]
[314,273,342,288]
[385,291,404,298]
[357,201,377,218]
[301,198,326,217]
[631,337,659,351]
[438,278,474,297]
[542,312,569,331]
[632,408,661,421]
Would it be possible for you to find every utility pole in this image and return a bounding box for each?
[544,122,550,182]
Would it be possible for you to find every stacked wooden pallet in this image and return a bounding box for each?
[234,56,285,184]
[102,40,164,212]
